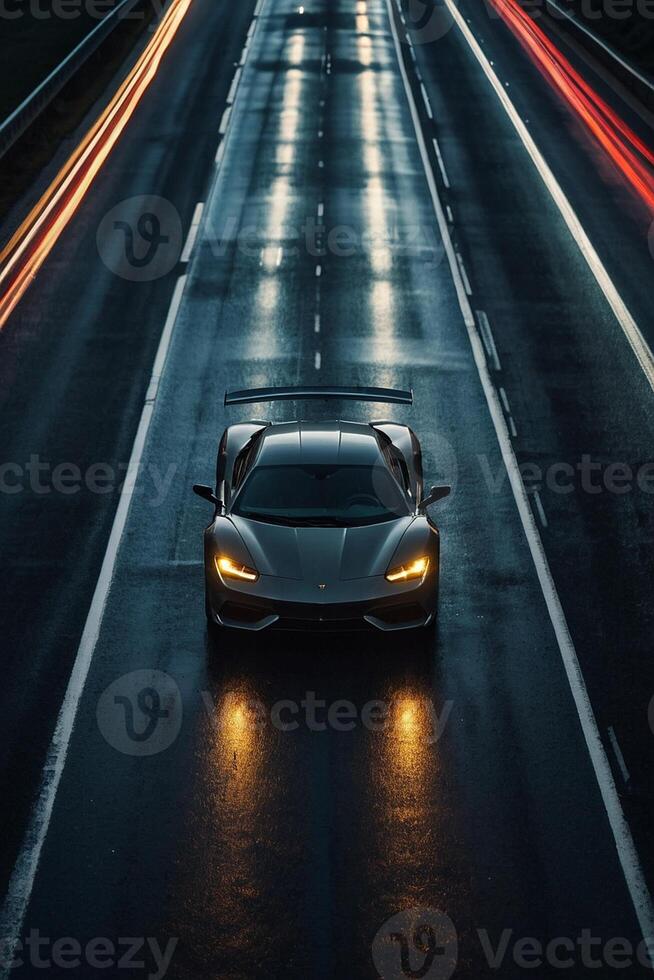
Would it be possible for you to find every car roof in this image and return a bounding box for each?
[254,420,385,468]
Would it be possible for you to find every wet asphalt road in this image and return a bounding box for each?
[1,0,654,977]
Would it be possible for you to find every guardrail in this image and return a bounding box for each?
[0,0,143,159]
[543,0,654,110]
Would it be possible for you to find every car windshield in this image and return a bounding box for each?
[231,463,410,526]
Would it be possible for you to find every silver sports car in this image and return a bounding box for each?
[193,386,450,632]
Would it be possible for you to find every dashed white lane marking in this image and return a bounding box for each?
[226,67,242,104]
[315,264,322,277]
[314,313,321,333]
[215,139,226,165]
[317,202,324,218]
[180,202,204,263]
[386,0,654,945]
[442,0,654,397]
[314,351,321,369]
[318,159,324,168]
[608,726,632,785]
[219,106,232,134]
[533,489,548,528]
[276,246,283,267]
[455,252,472,295]
[432,137,451,189]
[0,0,271,961]
[318,129,324,138]
[476,310,501,371]
[420,82,433,119]
[498,386,518,436]
[446,204,454,223]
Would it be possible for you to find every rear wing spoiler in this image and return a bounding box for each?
[224,385,413,407]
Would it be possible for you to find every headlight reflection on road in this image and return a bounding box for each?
[170,686,273,971]
[368,690,439,912]
[372,692,437,800]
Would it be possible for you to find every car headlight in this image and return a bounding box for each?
[215,555,259,583]
[385,556,430,583]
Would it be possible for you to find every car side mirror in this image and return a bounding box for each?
[419,485,451,511]
[193,484,220,506]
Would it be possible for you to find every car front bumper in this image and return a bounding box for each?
[206,571,438,632]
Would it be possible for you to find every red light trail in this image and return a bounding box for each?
[0,0,193,329]
[488,0,654,212]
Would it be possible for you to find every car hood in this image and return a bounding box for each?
[229,515,414,581]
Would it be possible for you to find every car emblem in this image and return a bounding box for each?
[317,584,327,590]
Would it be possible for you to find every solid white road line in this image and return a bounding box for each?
[386,0,654,947]
[180,201,204,263]
[476,310,501,370]
[533,489,548,528]
[442,0,654,397]
[0,0,270,964]
[455,252,472,295]
[0,274,187,974]
[219,106,232,135]
[432,137,451,189]
[226,67,242,104]
[420,82,433,119]
[608,726,632,785]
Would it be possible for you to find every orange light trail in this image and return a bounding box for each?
[488,0,654,212]
[0,0,193,329]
